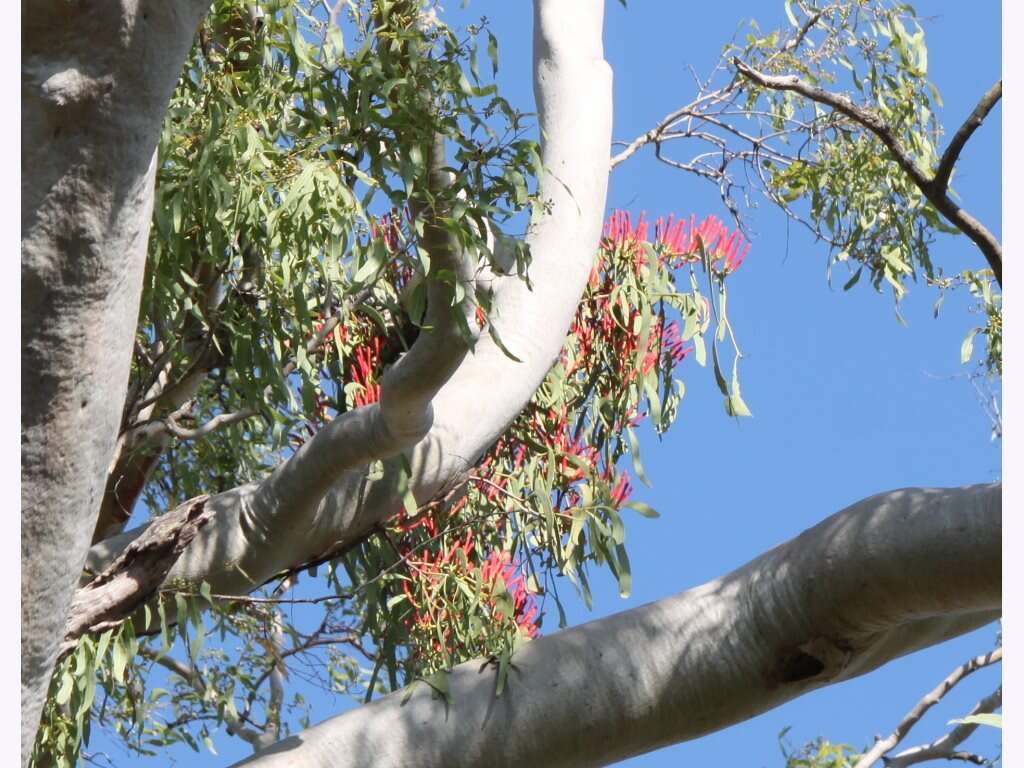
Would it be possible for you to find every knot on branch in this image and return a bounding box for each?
[771,636,853,686]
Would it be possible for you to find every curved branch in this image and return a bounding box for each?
[87,0,613,614]
[733,61,1002,285]
[243,132,477,531]
[231,483,1001,768]
[165,407,259,441]
[934,80,1002,194]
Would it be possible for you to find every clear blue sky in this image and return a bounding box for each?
[92,2,1002,765]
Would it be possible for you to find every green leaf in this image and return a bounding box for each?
[711,343,729,396]
[486,32,499,76]
[95,628,112,663]
[614,543,632,598]
[203,734,218,755]
[111,636,129,684]
[625,427,651,487]
[624,501,660,518]
[784,0,798,28]
[422,670,451,702]
[725,392,753,418]
[494,651,511,697]
[157,596,172,657]
[55,668,75,706]
[395,455,419,517]
[960,328,980,365]
[488,322,523,363]
[693,333,707,366]
[949,713,1001,729]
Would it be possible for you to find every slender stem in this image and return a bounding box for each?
[852,648,1002,768]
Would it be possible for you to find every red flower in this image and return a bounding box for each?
[481,551,540,638]
[609,472,633,506]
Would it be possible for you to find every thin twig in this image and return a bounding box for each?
[733,61,1002,284]
[885,686,1001,768]
[138,647,265,747]
[851,648,1002,768]
[165,406,258,440]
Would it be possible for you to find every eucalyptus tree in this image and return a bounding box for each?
[22,1,1000,767]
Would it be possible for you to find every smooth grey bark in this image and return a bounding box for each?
[21,1,209,759]
[233,482,1001,768]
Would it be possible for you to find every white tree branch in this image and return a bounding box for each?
[87,0,614,614]
[230,483,1000,768]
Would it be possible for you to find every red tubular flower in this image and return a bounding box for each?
[609,472,633,506]
[603,210,648,254]
[654,214,687,257]
[604,210,750,273]
[481,551,540,638]
[350,336,384,407]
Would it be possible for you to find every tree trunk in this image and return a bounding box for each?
[232,483,1001,768]
[21,1,208,758]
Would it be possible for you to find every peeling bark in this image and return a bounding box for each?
[62,495,213,657]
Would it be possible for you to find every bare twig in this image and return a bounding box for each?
[852,648,1002,768]
[781,10,823,55]
[609,12,822,170]
[242,632,360,727]
[138,647,265,747]
[885,686,1001,768]
[262,613,287,746]
[165,406,258,441]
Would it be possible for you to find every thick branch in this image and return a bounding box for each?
[232,483,1000,767]
[244,134,475,531]
[733,61,1002,284]
[852,649,1002,768]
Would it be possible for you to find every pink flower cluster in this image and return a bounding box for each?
[605,210,751,274]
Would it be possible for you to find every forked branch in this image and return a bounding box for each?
[852,648,1002,768]
[733,61,1002,284]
